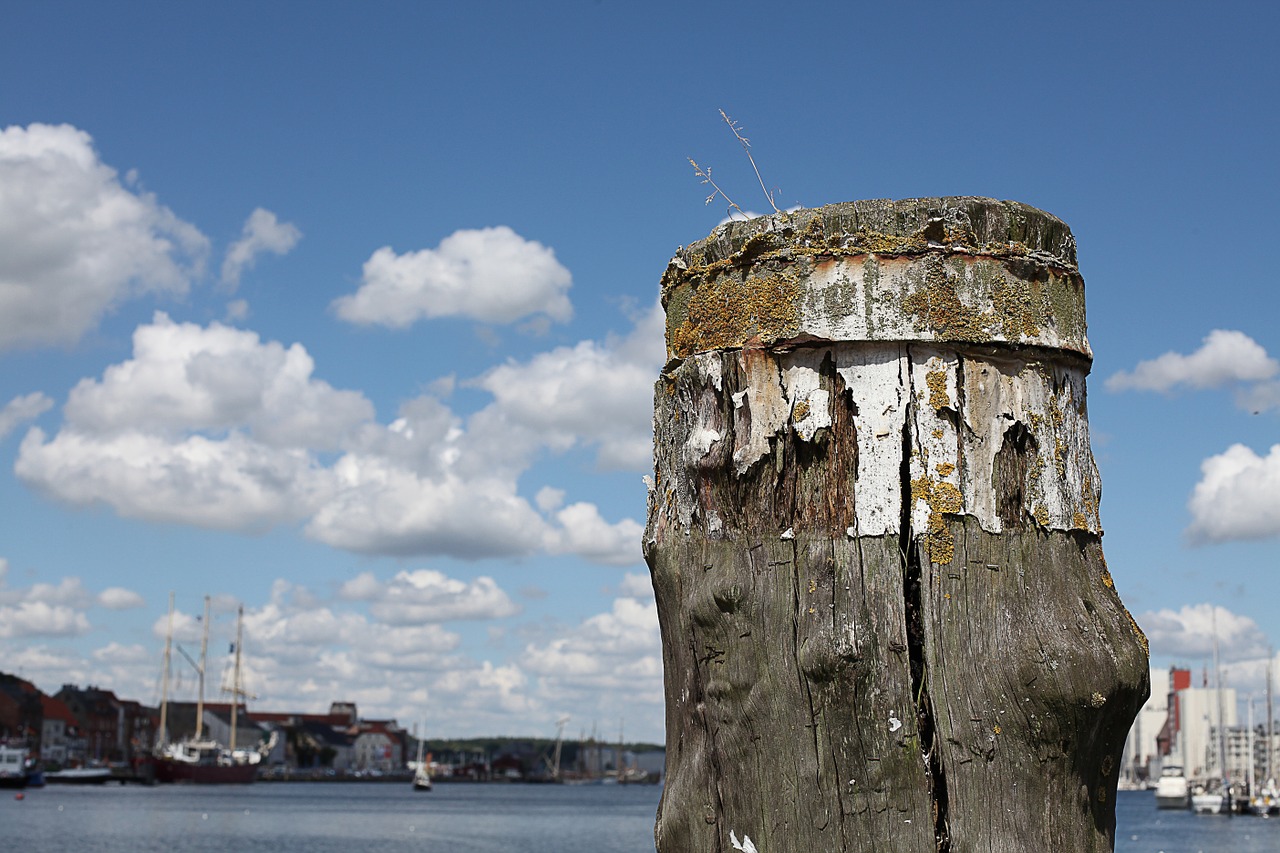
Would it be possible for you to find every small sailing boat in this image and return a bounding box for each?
[412,722,432,792]
[1191,613,1231,815]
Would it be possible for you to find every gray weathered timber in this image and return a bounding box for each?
[645,198,1149,853]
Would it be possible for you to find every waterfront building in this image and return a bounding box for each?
[352,720,406,771]
[1209,724,1280,788]
[1122,666,1170,782]
[1151,666,1237,781]
[38,694,81,765]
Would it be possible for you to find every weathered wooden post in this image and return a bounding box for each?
[645,198,1149,853]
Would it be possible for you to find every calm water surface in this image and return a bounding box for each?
[7,783,1279,852]
[1114,789,1280,853]
[4,781,663,853]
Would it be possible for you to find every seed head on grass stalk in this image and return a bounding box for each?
[688,157,745,221]
[688,109,785,222]
[719,109,782,216]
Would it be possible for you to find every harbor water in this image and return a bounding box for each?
[5,784,1278,852]
[3,781,663,853]
[1115,789,1280,853]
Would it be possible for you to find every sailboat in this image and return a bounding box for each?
[1250,660,1280,815]
[412,722,432,791]
[155,599,266,784]
[1191,616,1231,815]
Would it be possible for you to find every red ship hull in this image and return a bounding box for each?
[153,759,257,784]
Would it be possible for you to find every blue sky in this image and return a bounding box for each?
[2,2,1279,742]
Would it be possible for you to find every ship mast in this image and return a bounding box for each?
[194,595,210,741]
[157,592,175,749]
[230,605,244,753]
[1211,609,1230,808]
[1268,654,1275,785]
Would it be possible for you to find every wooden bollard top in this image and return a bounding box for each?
[660,196,1089,362]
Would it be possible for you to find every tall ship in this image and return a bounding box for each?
[154,596,269,784]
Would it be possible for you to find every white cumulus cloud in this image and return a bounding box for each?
[338,569,520,623]
[1106,329,1278,394]
[521,596,662,710]
[474,300,664,471]
[1138,603,1271,662]
[1187,443,1280,542]
[0,123,208,350]
[543,502,643,566]
[618,572,654,600]
[1236,380,1280,415]
[332,226,572,328]
[17,427,330,531]
[17,308,649,564]
[98,587,146,610]
[305,457,551,559]
[220,208,301,289]
[0,569,93,638]
[0,602,89,638]
[62,312,373,449]
[0,392,53,440]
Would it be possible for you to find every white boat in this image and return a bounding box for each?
[1190,782,1229,814]
[1154,765,1190,809]
[1251,777,1280,816]
[1191,617,1232,816]
[412,721,432,792]
[45,766,113,785]
[413,763,432,791]
[0,744,32,789]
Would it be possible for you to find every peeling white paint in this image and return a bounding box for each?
[655,336,1103,542]
[779,355,832,443]
[731,349,790,475]
[909,348,963,535]
[684,425,721,462]
[958,357,1101,534]
[693,351,723,392]
[836,345,908,537]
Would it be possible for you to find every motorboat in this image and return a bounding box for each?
[0,744,32,789]
[1154,764,1190,809]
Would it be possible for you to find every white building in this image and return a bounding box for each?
[1175,685,1237,780]
[1122,667,1169,781]
[1210,725,1280,787]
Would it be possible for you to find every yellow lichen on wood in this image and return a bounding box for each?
[926,367,951,412]
[990,275,1043,341]
[1081,473,1101,530]
[912,476,964,565]
[901,259,988,343]
[667,267,802,358]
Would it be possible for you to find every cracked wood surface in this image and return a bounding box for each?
[645,198,1148,853]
